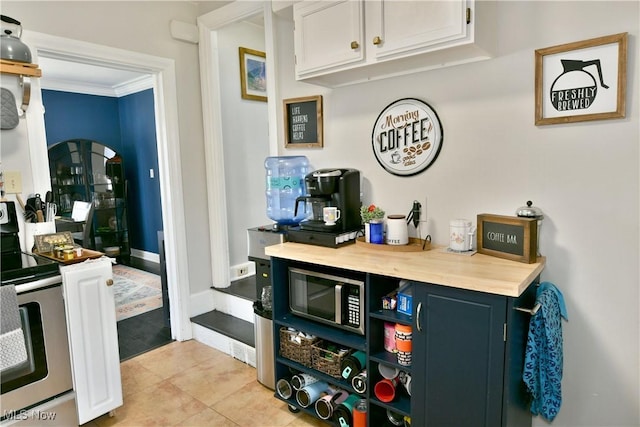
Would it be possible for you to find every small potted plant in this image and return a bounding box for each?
[361,204,385,243]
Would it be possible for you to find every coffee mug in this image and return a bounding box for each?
[315,389,349,419]
[369,219,384,244]
[276,378,293,399]
[449,219,476,252]
[323,207,341,225]
[292,372,319,390]
[399,372,412,396]
[378,363,400,380]
[352,370,367,393]
[296,381,329,407]
[374,377,399,403]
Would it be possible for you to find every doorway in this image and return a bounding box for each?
[23,30,193,346]
[45,135,171,360]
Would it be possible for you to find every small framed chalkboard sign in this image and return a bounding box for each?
[283,95,323,149]
[477,214,538,263]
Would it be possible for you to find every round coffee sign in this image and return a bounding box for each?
[371,98,443,176]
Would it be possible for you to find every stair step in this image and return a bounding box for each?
[191,310,255,348]
[213,275,257,301]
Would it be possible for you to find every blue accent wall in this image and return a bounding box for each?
[42,90,123,151]
[118,90,163,253]
[42,89,163,254]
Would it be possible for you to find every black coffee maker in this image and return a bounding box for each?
[288,169,360,248]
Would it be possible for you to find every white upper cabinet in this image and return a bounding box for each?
[294,1,365,75]
[293,0,496,87]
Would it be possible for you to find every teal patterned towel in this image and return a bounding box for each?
[523,282,568,422]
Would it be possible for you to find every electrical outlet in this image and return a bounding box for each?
[4,171,22,194]
[237,266,248,276]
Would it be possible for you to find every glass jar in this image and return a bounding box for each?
[261,285,272,311]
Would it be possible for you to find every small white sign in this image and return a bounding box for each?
[372,98,443,176]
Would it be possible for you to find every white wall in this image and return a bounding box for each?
[218,20,270,267]
[3,1,638,424]
[274,2,639,426]
[2,1,216,296]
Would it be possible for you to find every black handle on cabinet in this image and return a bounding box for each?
[416,302,423,331]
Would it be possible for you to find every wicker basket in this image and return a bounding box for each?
[279,328,318,367]
[311,340,351,378]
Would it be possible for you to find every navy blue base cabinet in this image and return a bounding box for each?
[270,256,536,427]
[412,283,535,427]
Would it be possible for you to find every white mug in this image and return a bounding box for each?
[323,207,341,225]
[386,214,409,245]
[449,219,476,252]
[378,363,400,380]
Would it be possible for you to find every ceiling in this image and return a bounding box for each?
[37,56,151,97]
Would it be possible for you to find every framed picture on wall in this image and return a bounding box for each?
[239,47,267,102]
[535,32,627,125]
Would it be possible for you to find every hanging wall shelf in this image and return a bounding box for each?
[0,59,41,77]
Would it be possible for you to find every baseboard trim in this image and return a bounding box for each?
[229,261,255,282]
[131,249,160,264]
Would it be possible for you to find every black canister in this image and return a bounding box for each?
[333,405,352,427]
[332,394,359,427]
[340,351,366,381]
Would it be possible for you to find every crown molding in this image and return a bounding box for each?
[41,74,153,98]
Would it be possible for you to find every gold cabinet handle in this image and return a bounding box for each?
[106,279,114,287]
[373,36,382,45]
[350,40,359,49]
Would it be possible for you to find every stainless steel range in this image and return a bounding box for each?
[1,201,77,426]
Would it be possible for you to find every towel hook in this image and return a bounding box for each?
[514,303,541,315]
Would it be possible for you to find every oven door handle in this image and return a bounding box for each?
[335,284,342,325]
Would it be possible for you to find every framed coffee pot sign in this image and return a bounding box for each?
[535,32,627,125]
[371,98,443,176]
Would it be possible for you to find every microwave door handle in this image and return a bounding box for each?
[335,283,343,324]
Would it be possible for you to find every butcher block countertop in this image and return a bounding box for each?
[265,242,545,297]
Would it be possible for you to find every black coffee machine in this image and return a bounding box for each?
[287,169,360,248]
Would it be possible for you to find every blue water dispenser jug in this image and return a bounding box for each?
[265,156,310,225]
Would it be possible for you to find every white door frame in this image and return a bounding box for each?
[23,31,193,341]
[197,1,280,286]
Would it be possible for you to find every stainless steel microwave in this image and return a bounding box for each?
[289,267,364,335]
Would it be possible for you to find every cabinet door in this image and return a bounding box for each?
[412,284,506,427]
[294,0,364,77]
[368,0,469,61]
[61,258,123,424]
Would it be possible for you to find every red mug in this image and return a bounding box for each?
[374,377,399,403]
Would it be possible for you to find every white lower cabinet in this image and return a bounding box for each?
[61,258,123,425]
[293,0,497,87]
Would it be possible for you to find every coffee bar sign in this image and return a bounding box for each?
[477,214,538,264]
[372,98,443,176]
